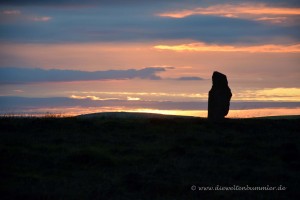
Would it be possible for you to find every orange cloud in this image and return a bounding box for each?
[154,42,300,53]
[157,3,300,23]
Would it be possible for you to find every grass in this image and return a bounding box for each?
[0,114,299,199]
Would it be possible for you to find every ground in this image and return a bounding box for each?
[0,113,299,199]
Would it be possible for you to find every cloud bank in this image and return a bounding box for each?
[0,67,166,83]
[0,67,204,83]
[1,1,299,44]
[1,0,299,6]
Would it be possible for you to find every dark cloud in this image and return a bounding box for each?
[0,67,166,84]
[0,0,181,7]
[1,0,299,45]
[0,0,299,44]
[0,0,96,6]
[153,16,300,43]
[1,0,299,6]
[1,12,298,44]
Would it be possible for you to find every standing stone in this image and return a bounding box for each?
[208,71,232,121]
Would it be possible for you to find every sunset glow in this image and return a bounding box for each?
[66,87,300,102]
[154,43,300,53]
[2,106,299,119]
[234,88,300,101]
[0,1,299,118]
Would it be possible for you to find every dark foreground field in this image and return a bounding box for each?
[1,113,299,200]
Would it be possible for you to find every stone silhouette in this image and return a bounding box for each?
[208,71,232,121]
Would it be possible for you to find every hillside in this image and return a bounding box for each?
[77,111,196,119]
[1,113,299,199]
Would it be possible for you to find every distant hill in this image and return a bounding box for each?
[77,111,197,119]
[77,112,300,120]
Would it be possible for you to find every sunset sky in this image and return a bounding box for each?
[0,0,299,117]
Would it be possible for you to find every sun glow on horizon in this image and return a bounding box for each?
[1,106,299,119]
[67,87,300,102]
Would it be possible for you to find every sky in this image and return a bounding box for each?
[0,0,299,117]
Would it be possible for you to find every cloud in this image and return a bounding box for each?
[127,97,140,101]
[70,95,119,101]
[1,9,52,23]
[72,91,208,101]
[175,76,204,81]
[67,88,300,102]
[1,3,299,44]
[1,0,300,7]
[154,42,300,53]
[0,67,166,84]
[255,17,289,24]
[0,96,299,113]
[157,3,300,24]
[1,10,21,15]
[0,0,183,7]
[0,67,205,83]
[30,16,52,22]
[234,88,300,101]
[12,89,24,93]
[0,0,93,6]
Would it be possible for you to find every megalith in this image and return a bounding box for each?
[208,71,232,121]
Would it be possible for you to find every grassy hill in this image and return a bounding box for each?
[1,113,299,199]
